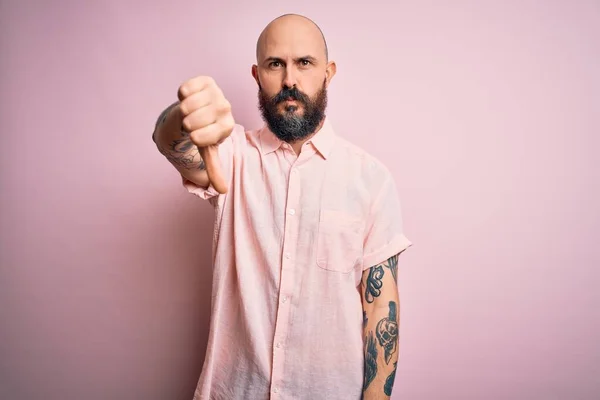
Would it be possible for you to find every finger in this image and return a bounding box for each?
[199,146,227,194]
[178,76,215,101]
[179,89,213,117]
[188,121,224,148]
[181,105,218,139]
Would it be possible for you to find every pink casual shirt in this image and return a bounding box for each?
[182,118,411,400]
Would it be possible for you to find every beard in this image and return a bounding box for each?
[258,80,328,143]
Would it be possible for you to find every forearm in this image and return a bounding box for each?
[362,298,399,399]
[361,254,401,399]
[152,101,207,172]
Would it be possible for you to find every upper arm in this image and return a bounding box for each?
[362,174,411,271]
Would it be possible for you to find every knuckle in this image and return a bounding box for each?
[190,128,208,144]
[221,99,232,112]
[178,101,188,116]
[189,132,202,146]
[201,76,215,89]
[181,116,192,132]
[222,115,234,130]
[219,117,235,139]
[177,85,187,101]
[193,131,211,146]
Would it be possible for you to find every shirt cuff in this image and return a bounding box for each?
[362,234,412,270]
[182,175,220,200]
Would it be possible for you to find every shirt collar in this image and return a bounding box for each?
[260,117,336,159]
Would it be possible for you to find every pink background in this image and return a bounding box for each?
[1,1,599,399]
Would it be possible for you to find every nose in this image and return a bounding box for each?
[282,67,297,89]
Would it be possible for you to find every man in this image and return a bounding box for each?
[152,14,411,400]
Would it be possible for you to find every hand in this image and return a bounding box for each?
[177,76,234,194]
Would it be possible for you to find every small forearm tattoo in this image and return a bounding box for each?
[363,331,378,391]
[364,265,384,303]
[153,106,206,171]
[363,254,400,304]
[386,254,399,283]
[376,301,398,365]
[156,135,206,170]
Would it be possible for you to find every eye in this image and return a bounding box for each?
[269,61,282,68]
[300,59,311,66]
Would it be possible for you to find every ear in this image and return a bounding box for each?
[325,61,337,87]
[251,64,260,86]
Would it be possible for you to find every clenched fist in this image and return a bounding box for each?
[177,76,234,194]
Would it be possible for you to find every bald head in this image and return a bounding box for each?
[256,14,328,63]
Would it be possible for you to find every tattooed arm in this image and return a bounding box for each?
[361,254,400,399]
[152,101,210,188]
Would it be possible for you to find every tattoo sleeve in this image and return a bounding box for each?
[361,253,401,398]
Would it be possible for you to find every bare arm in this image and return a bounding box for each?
[361,253,400,399]
[152,101,210,188]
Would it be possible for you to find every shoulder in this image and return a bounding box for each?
[229,123,257,140]
[333,135,395,187]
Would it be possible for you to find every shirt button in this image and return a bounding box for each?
[285,252,291,259]
[282,296,288,303]
[273,388,279,393]
[289,208,296,215]
[276,342,281,348]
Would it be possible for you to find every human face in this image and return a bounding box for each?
[252,19,336,141]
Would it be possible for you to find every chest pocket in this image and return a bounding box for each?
[316,209,364,273]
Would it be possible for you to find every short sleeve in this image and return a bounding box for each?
[362,176,412,270]
[181,124,242,204]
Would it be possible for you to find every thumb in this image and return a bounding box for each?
[199,146,228,194]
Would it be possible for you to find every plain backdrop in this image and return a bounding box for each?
[1,0,599,399]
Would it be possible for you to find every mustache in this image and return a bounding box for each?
[271,87,310,104]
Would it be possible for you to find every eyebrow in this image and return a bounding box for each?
[264,56,318,64]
